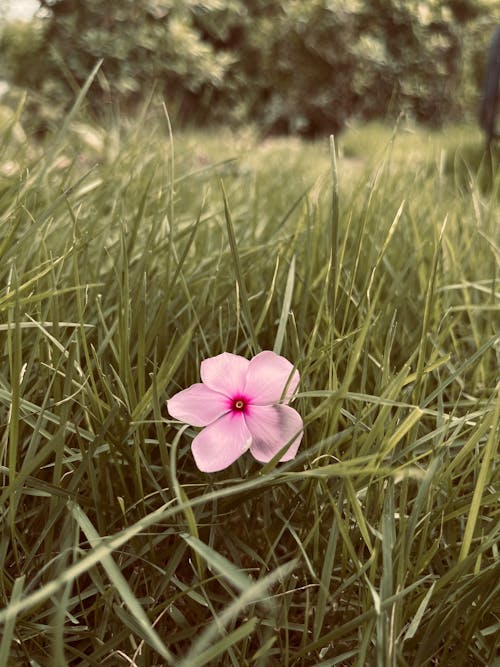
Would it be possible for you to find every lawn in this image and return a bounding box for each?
[0,95,499,666]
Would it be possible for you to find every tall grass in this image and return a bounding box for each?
[0,96,498,666]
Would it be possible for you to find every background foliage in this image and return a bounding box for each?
[0,0,498,134]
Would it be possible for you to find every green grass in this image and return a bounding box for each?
[0,95,499,666]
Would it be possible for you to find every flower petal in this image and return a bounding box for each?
[244,350,299,405]
[200,352,250,396]
[191,413,252,472]
[167,383,228,427]
[246,404,303,463]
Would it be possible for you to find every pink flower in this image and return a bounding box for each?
[167,351,303,472]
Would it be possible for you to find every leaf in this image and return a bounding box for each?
[181,533,254,594]
[220,179,259,353]
[404,581,436,640]
[0,576,25,665]
[273,255,295,356]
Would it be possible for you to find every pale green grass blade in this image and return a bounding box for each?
[421,333,499,408]
[404,581,436,641]
[169,425,203,575]
[220,179,259,352]
[39,59,103,175]
[328,135,340,319]
[179,559,297,666]
[181,533,255,594]
[132,322,196,422]
[273,254,295,356]
[69,502,175,664]
[183,618,259,667]
[380,407,424,459]
[313,489,342,640]
[459,386,500,561]
[255,255,280,335]
[344,477,374,554]
[0,575,25,665]
[414,216,448,401]
[6,272,22,494]
[366,199,405,303]
[404,456,442,559]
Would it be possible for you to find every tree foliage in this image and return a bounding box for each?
[0,0,498,133]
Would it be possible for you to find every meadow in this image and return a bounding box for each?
[0,93,499,666]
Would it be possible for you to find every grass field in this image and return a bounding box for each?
[0,93,499,666]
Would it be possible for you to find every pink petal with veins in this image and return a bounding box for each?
[167,383,228,427]
[246,404,303,462]
[200,352,250,397]
[244,351,299,405]
[191,412,252,472]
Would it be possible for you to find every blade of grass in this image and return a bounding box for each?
[404,581,436,641]
[39,59,103,178]
[182,617,258,667]
[459,385,500,561]
[328,135,340,319]
[313,487,342,640]
[69,501,175,665]
[0,575,25,665]
[179,559,296,667]
[220,179,259,353]
[413,216,448,403]
[273,255,295,356]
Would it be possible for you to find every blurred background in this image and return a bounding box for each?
[0,0,498,137]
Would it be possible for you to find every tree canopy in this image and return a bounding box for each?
[1,0,498,133]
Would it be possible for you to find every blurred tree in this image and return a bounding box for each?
[27,0,234,121]
[194,0,498,132]
[0,0,497,133]
[190,0,360,135]
[242,1,359,136]
[479,25,500,144]
[0,18,45,90]
[353,0,464,123]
